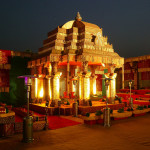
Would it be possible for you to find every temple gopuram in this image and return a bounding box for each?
[28,12,124,106]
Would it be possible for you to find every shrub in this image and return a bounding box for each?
[66,101,70,105]
[136,106,144,110]
[85,112,90,117]
[144,105,147,109]
[127,108,131,111]
[110,109,113,114]
[117,108,124,113]
[89,100,92,106]
[102,99,105,102]
[95,110,103,116]
[127,107,133,111]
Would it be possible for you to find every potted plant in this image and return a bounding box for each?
[113,107,132,120]
[95,110,103,124]
[148,105,150,112]
[110,109,113,118]
[133,105,147,116]
[89,100,92,106]
[81,112,97,125]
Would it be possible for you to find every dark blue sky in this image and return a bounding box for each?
[0,0,150,58]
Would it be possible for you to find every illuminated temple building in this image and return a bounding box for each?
[27,12,124,106]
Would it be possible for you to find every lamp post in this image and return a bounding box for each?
[45,100,49,130]
[18,75,35,143]
[103,78,111,127]
[129,80,133,109]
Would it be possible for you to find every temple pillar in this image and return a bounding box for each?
[78,61,91,106]
[67,55,70,97]
[90,66,97,95]
[91,75,97,95]
[43,68,50,103]
[105,65,117,104]
[109,73,117,104]
[50,62,62,107]
[78,72,83,100]
[71,66,78,96]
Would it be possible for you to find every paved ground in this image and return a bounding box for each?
[0,113,150,150]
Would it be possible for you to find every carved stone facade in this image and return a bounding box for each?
[28,13,124,106]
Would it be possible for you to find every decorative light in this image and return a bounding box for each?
[39,88,44,98]
[102,63,105,67]
[48,78,51,99]
[93,79,96,95]
[35,78,38,98]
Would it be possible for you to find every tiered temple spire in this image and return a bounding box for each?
[75,12,82,21]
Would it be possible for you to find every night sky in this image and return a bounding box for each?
[0,0,150,58]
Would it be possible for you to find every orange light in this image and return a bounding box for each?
[39,88,44,98]
[93,79,96,95]
[48,79,51,99]
[35,78,38,98]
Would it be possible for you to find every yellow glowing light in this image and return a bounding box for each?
[35,78,38,98]
[72,81,75,92]
[93,79,96,95]
[39,88,44,98]
[56,78,60,93]
[48,79,51,99]
[84,77,90,99]
[102,63,105,67]
[87,78,90,99]
[79,77,82,99]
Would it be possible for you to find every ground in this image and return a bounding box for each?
[0,114,150,150]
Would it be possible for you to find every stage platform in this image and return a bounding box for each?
[29,102,125,116]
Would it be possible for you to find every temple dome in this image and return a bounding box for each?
[62,12,101,30]
[62,20,101,30]
[62,20,75,29]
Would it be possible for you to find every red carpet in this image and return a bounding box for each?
[15,110,81,129]
[15,115,23,122]
[47,116,81,130]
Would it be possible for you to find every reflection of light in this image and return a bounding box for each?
[87,78,90,99]
[39,88,44,98]
[73,84,75,92]
[79,78,81,99]
[35,78,38,98]
[93,79,96,95]
[72,80,76,92]
[48,79,51,99]
[56,78,59,93]
[102,63,105,67]
[84,77,90,99]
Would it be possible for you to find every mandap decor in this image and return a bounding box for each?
[27,12,124,107]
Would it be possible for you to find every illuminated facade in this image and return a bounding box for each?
[116,55,150,90]
[28,12,124,106]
